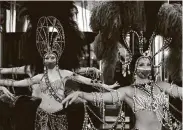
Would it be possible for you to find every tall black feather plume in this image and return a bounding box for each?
[156,3,182,82]
[90,1,146,84]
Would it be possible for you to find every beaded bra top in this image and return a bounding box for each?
[132,83,168,113]
[39,79,65,100]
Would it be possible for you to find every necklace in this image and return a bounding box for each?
[44,67,64,103]
[134,81,160,112]
[134,81,153,96]
[134,81,182,129]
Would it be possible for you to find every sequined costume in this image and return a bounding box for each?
[33,15,108,130]
[89,2,182,130]
[132,81,182,130]
[32,73,68,130]
[35,108,67,130]
[133,85,169,114]
[132,83,170,130]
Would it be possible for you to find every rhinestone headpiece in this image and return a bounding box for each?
[36,16,65,60]
[121,29,172,77]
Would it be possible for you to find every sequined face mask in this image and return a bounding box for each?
[135,57,152,79]
[136,68,151,79]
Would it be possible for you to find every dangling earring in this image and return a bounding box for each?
[44,67,47,74]
[133,71,137,82]
[43,61,46,74]
[56,60,59,71]
[123,65,127,77]
[128,65,130,75]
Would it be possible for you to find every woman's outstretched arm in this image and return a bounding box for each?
[0,74,42,87]
[63,70,119,91]
[75,67,101,79]
[61,86,131,107]
[0,65,33,76]
[156,82,182,99]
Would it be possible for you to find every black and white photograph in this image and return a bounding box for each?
[0,1,182,130]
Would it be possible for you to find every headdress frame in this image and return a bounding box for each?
[36,16,65,61]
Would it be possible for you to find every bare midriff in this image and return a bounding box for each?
[32,84,64,113]
[134,110,162,130]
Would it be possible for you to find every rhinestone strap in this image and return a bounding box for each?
[44,69,64,103]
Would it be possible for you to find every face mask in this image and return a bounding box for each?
[44,61,57,69]
[44,53,57,69]
[136,68,151,79]
[47,63,56,69]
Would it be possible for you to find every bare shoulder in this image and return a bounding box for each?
[33,73,44,78]
[156,81,170,90]
[117,86,134,98]
[156,81,169,86]
[31,73,44,83]
[59,69,73,78]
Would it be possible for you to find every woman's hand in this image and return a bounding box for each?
[0,86,15,100]
[62,91,82,108]
[73,97,87,104]
[108,82,120,89]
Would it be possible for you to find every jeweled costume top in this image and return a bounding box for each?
[34,16,68,130]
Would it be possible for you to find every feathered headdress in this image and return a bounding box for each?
[156,3,182,82]
[120,29,153,77]
[90,1,146,38]
[36,16,65,60]
[90,1,146,84]
[120,28,174,77]
[121,3,182,79]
